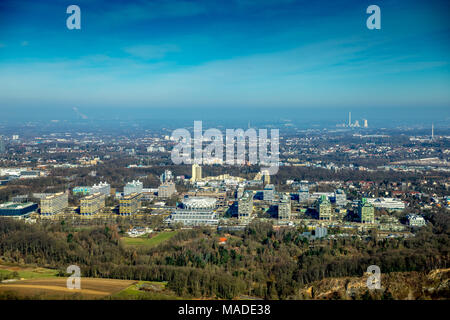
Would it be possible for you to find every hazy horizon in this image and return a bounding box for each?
[1,106,449,130]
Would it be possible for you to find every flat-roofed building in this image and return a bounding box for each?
[170,197,218,226]
[124,180,143,196]
[298,185,309,203]
[332,189,347,207]
[314,227,328,239]
[72,186,91,195]
[366,198,405,211]
[238,191,253,220]
[191,164,202,182]
[263,184,275,202]
[185,190,227,207]
[0,202,38,217]
[80,192,106,215]
[91,182,111,196]
[119,192,142,216]
[278,193,291,220]
[40,192,68,215]
[0,139,5,154]
[317,195,332,220]
[158,182,176,198]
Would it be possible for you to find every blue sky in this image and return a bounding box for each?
[0,0,449,116]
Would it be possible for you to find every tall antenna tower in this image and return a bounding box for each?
[348,112,351,127]
[432,123,434,141]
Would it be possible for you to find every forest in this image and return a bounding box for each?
[0,208,449,299]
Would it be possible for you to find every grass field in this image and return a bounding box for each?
[121,231,177,247]
[110,280,184,300]
[0,278,136,299]
[0,263,183,300]
[0,264,58,279]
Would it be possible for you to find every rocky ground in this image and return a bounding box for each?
[297,268,450,300]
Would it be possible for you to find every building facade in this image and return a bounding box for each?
[298,185,309,203]
[124,180,143,196]
[158,182,176,198]
[119,192,142,215]
[40,192,68,215]
[72,186,92,195]
[0,202,38,217]
[160,170,173,183]
[170,197,218,226]
[0,139,5,154]
[91,182,111,196]
[80,192,106,215]
[333,189,347,207]
[407,214,426,227]
[278,193,291,220]
[185,190,227,208]
[366,198,405,211]
[191,164,202,182]
[358,198,375,223]
[238,191,253,220]
[317,195,332,220]
[263,184,275,202]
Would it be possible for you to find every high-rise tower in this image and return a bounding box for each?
[432,123,434,141]
[191,163,202,182]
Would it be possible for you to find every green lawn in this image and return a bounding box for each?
[0,269,12,277]
[110,280,182,300]
[16,268,58,279]
[121,231,178,248]
[0,265,58,280]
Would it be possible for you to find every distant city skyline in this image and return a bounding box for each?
[0,0,449,115]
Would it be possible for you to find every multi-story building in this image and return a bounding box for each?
[191,164,202,182]
[158,182,176,198]
[185,190,227,208]
[11,195,28,203]
[0,202,38,217]
[278,193,291,220]
[236,187,245,199]
[170,197,218,226]
[407,214,426,227]
[314,227,328,239]
[333,189,347,207]
[261,170,271,185]
[119,192,142,215]
[124,180,143,196]
[72,186,92,195]
[358,198,375,223]
[263,184,275,202]
[366,198,405,211]
[238,191,253,220]
[298,185,309,203]
[0,139,5,154]
[317,195,332,220]
[91,182,111,196]
[80,192,106,215]
[40,192,68,215]
[160,170,173,183]
[310,192,334,202]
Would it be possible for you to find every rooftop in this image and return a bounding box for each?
[0,202,36,209]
